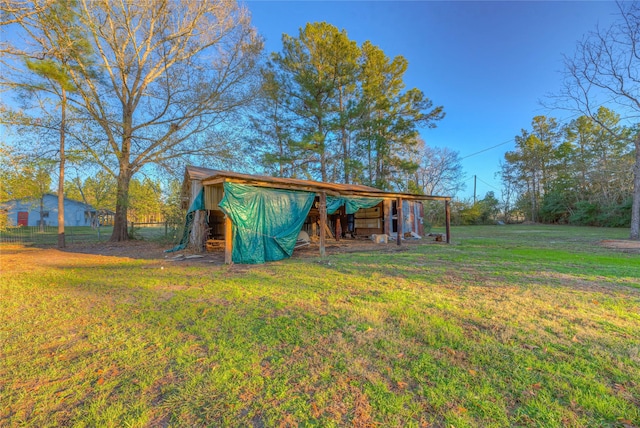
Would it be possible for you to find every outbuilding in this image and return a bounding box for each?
[1,194,97,228]
[171,166,451,264]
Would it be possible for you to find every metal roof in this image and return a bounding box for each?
[184,165,450,201]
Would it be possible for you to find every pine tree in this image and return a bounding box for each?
[359,41,444,190]
[16,0,92,247]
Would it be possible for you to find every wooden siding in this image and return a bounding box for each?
[204,184,224,211]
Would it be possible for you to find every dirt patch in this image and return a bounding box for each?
[0,244,136,272]
[63,241,225,265]
[62,241,169,259]
[292,237,431,258]
[599,239,640,253]
[1,236,445,268]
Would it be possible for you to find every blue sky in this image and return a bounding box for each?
[246,1,620,199]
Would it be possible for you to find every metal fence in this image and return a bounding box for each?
[0,222,183,245]
[128,222,183,243]
[0,225,109,245]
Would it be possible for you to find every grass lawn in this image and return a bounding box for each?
[1,225,639,427]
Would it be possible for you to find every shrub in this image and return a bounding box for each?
[0,211,10,231]
[539,192,572,224]
[597,198,632,228]
[569,201,600,225]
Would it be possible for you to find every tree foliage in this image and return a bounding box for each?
[2,0,263,241]
[252,22,444,190]
[559,1,640,239]
[66,170,116,211]
[505,116,561,222]
[413,143,465,196]
[502,109,635,227]
[0,155,54,230]
[128,178,163,223]
[16,0,93,247]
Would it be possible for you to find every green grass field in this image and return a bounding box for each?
[1,225,639,427]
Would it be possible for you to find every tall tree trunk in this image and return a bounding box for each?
[339,86,349,184]
[318,119,327,182]
[631,135,640,240]
[57,87,66,248]
[111,169,131,241]
[531,171,537,222]
[579,139,587,194]
[111,106,133,242]
[278,130,284,177]
[367,139,373,185]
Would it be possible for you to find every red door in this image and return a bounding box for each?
[17,211,28,226]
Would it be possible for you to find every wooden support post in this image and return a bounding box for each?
[224,215,233,264]
[384,199,391,236]
[418,202,425,236]
[396,197,403,246]
[445,199,451,244]
[335,217,341,241]
[319,193,327,257]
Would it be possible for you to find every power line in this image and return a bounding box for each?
[460,138,514,160]
[459,111,610,162]
[476,176,501,192]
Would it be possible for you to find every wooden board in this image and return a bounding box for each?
[355,227,383,236]
[206,239,225,252]
[324,223,334,239]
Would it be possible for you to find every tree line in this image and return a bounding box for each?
[248,22,445,191]
[1,0,638,241]
[1,1,457,245]
[0,157,183,228]
[1,0,263,244]
[500,109,636,227]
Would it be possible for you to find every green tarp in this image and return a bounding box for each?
[326,196,383,215]
[165,188,205,253]
[218,182,315,264]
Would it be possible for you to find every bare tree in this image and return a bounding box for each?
[414,144,465,196]
[560,1,640,239]
[2,0,263,241]
[0,0,54,28]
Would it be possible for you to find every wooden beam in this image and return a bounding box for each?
[319,192,327,257]
[201,176,451,201]
[396,197,403,246]
[324,223,334,239]
[445,199,451,244]
[203,178,344,197]
[418,202,425,236]
[224,215,233,264]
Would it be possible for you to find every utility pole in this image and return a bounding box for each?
[473,175,477,205]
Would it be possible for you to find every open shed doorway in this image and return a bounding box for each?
[300,197,385,241]
[390,200,425,237]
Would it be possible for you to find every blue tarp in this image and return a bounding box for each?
[218,182,315,264]
[326,196,383,215]
[165,188,205,253]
